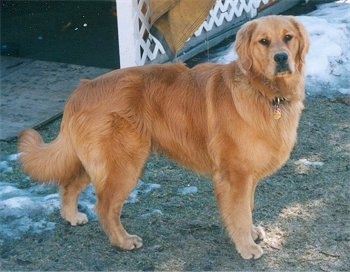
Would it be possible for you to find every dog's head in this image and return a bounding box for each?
[235,15,309,79]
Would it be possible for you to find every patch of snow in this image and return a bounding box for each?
[7,153,21,161]
[0,182,59,239]
[0,161,12,174]
[126,180,161,204]
[141,208,163,218]
[0,156,160,239]
[296,159,324,168]
[178,186,198,195]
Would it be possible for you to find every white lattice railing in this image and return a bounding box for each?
[194,0,270,36]
[116,0,300,68]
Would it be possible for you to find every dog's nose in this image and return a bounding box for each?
[274,52,288,64]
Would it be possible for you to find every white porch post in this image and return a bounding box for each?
[116,0,140,68]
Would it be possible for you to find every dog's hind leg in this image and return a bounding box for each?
[80,115,151,250]
[94,167,146,250]
[60,168,91,226]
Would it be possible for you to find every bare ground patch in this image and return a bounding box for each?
[0,95,349,271]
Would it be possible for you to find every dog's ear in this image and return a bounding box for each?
[235,20,257,73]
[289,16,309,72]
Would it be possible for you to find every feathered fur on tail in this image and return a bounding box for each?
[18,128,81,184]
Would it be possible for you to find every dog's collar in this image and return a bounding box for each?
[272,97,287,105]
[272,97,287,120]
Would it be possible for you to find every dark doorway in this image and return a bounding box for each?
[1,0,120,69]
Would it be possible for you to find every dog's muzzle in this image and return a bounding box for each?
[274,52,291,75]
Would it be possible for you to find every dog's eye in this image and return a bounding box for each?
[284,34,293,42]
[259,39,270,46]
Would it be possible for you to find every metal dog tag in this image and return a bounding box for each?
[273,105,282,120]
[272,97,282,120]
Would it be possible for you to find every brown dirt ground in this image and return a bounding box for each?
[0,95,349,271]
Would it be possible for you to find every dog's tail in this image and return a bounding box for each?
[18,128,80,184]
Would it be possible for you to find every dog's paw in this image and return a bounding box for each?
[237,243,263,260]
[251,225,266,242]
[61,211,88,226]
[116,235,143,250]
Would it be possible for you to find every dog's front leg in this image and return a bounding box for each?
[213,171,263,259]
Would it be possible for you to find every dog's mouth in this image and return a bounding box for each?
[275,65,292,77]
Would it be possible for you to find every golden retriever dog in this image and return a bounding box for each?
[18,15,309,259]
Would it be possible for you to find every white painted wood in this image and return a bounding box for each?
[116,0,139,68]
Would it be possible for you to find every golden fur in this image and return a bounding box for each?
[18,15,309,259]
